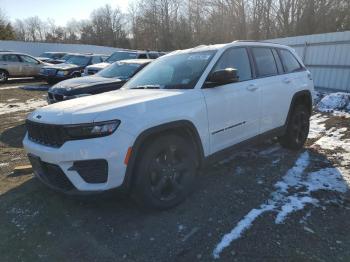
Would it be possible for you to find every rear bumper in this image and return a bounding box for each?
[23,129,136,193]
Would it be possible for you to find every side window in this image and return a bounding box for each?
[272,49,284,74]
[279,49,303,73]
[213,47,252,81]
[137,53,147,59]
[3,54,20,62]
[20,55,38,64]
[91,56,101,64]
[148,53,159,59]
[252,47,278,77]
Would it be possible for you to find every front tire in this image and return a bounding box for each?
[132,134,197,210]
[279,104,310,150]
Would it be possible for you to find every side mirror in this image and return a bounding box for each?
[204,68,239,88]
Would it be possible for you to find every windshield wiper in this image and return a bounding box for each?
[131,85,161,89]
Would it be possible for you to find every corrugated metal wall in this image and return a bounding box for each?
[0,40,122,56]
[269,31,350,92]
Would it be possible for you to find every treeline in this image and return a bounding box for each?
[1,0,350,51]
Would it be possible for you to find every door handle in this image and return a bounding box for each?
[283,78,292,84]
[246,84,259,91]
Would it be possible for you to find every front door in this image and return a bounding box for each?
[19,55,41,76]
[202,47,261,154]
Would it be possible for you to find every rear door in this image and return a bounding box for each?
[202,47,261,153]
[1,54,22,76]
[250,47,291,133]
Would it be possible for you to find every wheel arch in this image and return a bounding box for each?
[121,120,205,192]
[0,68,10,76]
[284,90,312,127]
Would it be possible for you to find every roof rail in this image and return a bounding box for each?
[232,40,280,44]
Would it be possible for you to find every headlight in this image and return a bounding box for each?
[84,68,88,75]
[56,70,69,76]
[65,120,120,139]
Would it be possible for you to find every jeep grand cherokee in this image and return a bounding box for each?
[24,41,314,209]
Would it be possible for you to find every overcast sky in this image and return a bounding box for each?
[1,0,131,25]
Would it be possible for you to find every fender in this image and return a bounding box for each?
[121,120,205,192]
[284,90,312,127]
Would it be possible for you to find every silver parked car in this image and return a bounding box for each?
[0,52,52,83]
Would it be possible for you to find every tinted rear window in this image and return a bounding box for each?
[1,54,20,62]
[252,47,278,77]
[137,53,148,59]
[279,49,303,73]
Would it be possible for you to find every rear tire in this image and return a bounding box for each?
[0,70,8,84]
[132,134,197,210]
[279,104,310,150]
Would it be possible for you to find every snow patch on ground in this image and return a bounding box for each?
[213,151,349,258]
[0,99,47,115]
[316,92,350,117]
[308,113,328,139]
[213,204,275,258]
[315,127,349,151]
[0,163,9,168]
[7,98,20,102]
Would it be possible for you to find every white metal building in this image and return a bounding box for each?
[0,40,121,56]
[270,31,350,92]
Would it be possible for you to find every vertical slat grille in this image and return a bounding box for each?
[26,120,66,147]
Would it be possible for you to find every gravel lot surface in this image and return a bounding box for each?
[0,80,349,262]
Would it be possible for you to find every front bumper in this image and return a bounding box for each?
[23,129,135,193]
[39,73,71,82]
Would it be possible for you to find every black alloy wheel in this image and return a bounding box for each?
[132,134,197,209]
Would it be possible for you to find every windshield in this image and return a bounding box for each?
[106,52,138,63]
[97,62,143,79]
[65,55,90,66]
[60,54,72,61]
[123,50,216,89]
[39,52,54,58]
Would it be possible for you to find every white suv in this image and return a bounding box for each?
[23,41,314,209]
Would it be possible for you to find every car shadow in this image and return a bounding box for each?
[0,123,26,148]
[0,144,349,261]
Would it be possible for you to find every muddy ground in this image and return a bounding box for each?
[0,80,349,262]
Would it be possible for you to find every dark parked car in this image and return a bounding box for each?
[39,54,106,84]
[46,53,75,64]
[47,59,152,103]
[36,52,67,63]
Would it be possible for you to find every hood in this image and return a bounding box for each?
[43,63,80,70]
[86,62,110,70]
[49,76,123,92]
[28,89,191,125]
[36,57,50,61]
